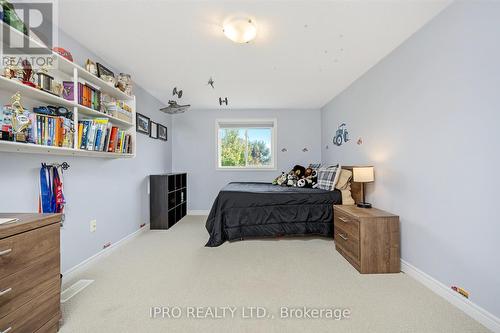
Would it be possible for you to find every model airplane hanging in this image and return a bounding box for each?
[160,100,191,114]
[208,77,215,89]
[172,87,183,98]
[219,97,228,106]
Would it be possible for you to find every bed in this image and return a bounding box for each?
[205,166,362,247]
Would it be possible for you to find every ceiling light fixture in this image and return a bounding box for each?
[223,17,257,44]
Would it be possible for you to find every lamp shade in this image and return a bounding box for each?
[353,166,374,183]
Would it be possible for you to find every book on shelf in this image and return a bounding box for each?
[78,82,102,111]
[78,118,132,154]
[25,113,74,148]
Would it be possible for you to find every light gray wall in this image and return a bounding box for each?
[321,2,500,318]
[172,109,321,210]
[0,30,172,272]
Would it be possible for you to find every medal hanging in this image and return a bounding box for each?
[39,163,66,214]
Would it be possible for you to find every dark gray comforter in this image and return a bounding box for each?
[205,182,342,247]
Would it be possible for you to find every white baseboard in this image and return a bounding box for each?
[188,210,209,215]
[62,224,149,285]
[401,259,500,333]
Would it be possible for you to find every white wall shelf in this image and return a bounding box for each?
[0,76,75,109]
[0,140,134,158]
[0,22,137,159]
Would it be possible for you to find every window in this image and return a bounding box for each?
[216,119,277,170]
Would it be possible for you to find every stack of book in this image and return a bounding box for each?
[78,82,101,111]
[103,101,133,123]
[28,114,74,148]
[78,118,132,154]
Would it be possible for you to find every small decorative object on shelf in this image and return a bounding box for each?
[52,81,63,96]
[36,70,54,94]
[3,63,18,79]
[96,63,116,84]
[52,47,73,62]
[62,81,74,101]
[85,59,98,76]
[4,63,24,81]
[136,113,150,135]
[117,73,133,96]
[158,124,167,141]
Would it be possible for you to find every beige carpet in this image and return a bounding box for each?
[60,215,488,333]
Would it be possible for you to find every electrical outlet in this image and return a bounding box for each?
[90,220,97,233]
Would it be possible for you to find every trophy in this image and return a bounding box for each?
[21,60,36,87]
[10,92,31,142]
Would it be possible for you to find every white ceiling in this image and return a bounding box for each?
[58,0,450,110]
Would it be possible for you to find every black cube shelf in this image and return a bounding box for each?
[149,173,187,229]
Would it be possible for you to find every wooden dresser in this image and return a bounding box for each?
[0,213,61,333]
[333,205,400,274]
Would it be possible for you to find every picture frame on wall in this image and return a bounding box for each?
[150,121,158,139]
[136,113,150,135]
[158,124,167,141]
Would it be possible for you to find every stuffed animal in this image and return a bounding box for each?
[297,178,307,188]
[309,169,318,188]
[292,165,306,179]
[287,172,298,187]
[304,167,313,178]
[274,172,287,186]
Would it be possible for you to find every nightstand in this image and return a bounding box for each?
[333,205,400,274]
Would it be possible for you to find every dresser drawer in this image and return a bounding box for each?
[0,281,60,333]
[0,224,60,280]
[334,211,359,239]
[333,212,359,239]
[34,314,59,333]
[0,251,60,319]
[334,226,360,261]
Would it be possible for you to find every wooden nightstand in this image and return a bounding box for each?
[333,205,400,274]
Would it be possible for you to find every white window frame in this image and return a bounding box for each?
[215,118,277,171]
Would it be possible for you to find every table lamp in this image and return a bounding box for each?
[353,166,374,208]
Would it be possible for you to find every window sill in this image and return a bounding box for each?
[216,167,277,172]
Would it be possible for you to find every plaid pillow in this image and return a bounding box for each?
[308,163,321,170]
[317,164,341,190]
